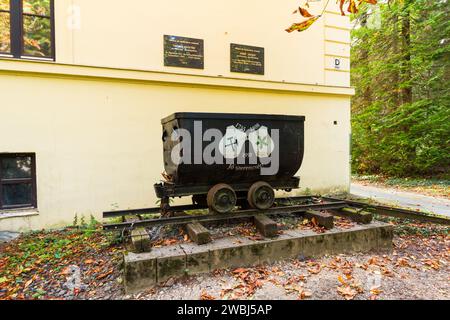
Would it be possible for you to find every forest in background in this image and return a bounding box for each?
[350,0,449,178]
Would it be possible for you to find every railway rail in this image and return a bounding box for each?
[103,195,450,233]
[323,197,450,226]
[103,198,346,231]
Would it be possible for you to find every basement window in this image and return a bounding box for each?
[0,0,55,59]
[0,153,37,210]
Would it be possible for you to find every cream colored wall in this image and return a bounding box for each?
[0,0,353,231]
[51,0,350,86]
[0,71,350,231]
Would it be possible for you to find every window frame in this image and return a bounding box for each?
[0,0,55,60]
[0,153,37,210]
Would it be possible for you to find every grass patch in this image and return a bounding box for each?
[374,214,449,237]
[0,226,124,299]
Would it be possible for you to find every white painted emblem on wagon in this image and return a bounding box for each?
[219,125,275,159]
[248,126,275,158]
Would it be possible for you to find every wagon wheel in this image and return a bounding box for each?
[247,181,275,210]
[207,184,237,214]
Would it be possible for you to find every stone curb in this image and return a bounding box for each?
[124,222,393,294]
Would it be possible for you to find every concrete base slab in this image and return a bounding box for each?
[0,231,20,243]
[123,221,393,294]
[156,246,186,284]
[124,251,158,293]
[181,242,211,276]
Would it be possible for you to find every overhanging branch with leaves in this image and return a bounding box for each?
[286,0,378,33]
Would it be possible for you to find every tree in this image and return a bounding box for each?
[351,0,450,176]
[288,0,449,177]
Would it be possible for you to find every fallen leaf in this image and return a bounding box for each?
[60,267,72,275]
[96,269,113,280]
[370,287,383,295]
[337,285,357,300]
[298,289,312,300]
[422,259,440,270]
[233,268,248,274]
[200,290,216,300]
[307,264,322,275]
[24,278,33,289]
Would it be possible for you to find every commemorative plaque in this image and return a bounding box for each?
[164,35,204,69]
[230,44,265,75]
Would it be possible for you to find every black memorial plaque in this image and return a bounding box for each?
[230,44,265,75]
[164,35,204,69]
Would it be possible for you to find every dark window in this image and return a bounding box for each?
[0,0,54,59]
[0,153,37,210]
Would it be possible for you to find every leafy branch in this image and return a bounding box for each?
[286,0,378,33]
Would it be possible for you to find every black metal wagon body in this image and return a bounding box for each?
[154,112,305,213]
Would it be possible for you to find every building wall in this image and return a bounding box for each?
[52,0,350,86]
[0,0,353,231]
[0,67,351,231]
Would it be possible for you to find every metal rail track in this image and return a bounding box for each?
[102,195,318,219]
[103,201,347,231]
[323,197,450,225]
[103,204,206,218]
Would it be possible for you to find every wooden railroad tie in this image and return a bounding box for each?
[254,214,278,238]
[333,207,373,224]
[185,222,212,245]
[125,215,152,253]
[304,210,334,229]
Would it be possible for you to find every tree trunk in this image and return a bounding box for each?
[400,0,412,105]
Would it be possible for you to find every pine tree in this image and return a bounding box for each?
[351,0,450,177]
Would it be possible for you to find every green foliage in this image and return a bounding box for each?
[71,213,100,236]
[0,0,52,56]
[72,213,78,227]
[303,187,313,196]
[351,0,450,177]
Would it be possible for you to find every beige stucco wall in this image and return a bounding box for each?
[0,69,351,231]
[51,0,350,87]
[0,0,353,231]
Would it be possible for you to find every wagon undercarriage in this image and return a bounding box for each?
[154,177,301,215]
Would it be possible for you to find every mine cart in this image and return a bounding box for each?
[154,112,305,214]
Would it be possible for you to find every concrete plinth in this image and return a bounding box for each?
[123,221,393,294]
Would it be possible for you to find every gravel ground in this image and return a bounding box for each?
[124,239,449,300]
[124,222,449,301]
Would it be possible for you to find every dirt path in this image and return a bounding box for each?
[351,182,450,216]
